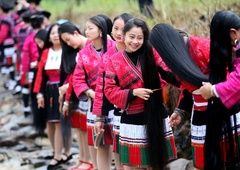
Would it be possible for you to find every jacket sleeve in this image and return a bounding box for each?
[0,24,9,44]
[104,58,129,110]
[33,49,48,93]
[65,74,73,101]
[92,56,115,116]
[72,52,89,97]
[21,37,31,73]
[30,40,39,63]
[215,61,240,109]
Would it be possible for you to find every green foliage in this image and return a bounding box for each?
[41,0,239,36]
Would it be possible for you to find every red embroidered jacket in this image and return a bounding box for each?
[104,48,167,115]
[92,46,118,116]
[72,40,115,98]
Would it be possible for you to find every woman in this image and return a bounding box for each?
[104,18,177,170]
[58,21,92,170]
[72,15,115,170]
[199,10,240,169]
[32,29,48,135]
[0,2,15,90]
[93,13,133,170]
[21,14,44,118]
[149,23,211,170]
[33,23,64,170]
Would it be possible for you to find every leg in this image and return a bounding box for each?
[88,146,97,169]
[113,153,123,170]
[97,145,111,170]
[53,122,63,161]
[22,85,30,117]
[47,122,55,150]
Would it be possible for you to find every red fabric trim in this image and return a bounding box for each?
[33,48,49,93]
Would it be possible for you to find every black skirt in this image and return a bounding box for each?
[45,83,61,121]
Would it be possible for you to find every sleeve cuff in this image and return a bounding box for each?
[212,85,219,98]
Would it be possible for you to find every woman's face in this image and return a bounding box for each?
[61,31,80,49]
[112,18,125,43]
[49,25,60,46]
[34,38,44,49]
[124,26,144,53]
[85,21,101,41]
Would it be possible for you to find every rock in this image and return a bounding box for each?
[34,137,51,147]
[164,158,193,170]
[0,115,11,125]
[0,137,18,146]
[28,158,46,168]
[10,144,27,151]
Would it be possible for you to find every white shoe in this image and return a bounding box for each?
[7,80,17,91]
[1,67,9,75]
[12,85,22,95]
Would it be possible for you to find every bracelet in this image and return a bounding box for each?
[95,116,105,123]
[63,101,69,107]
[36,93,43,99]
[174,108,186,118]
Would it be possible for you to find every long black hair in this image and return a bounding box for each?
[149,23,208,87]
[113,13,133,26]
[204,10,240,170]
[34,29,48,59]
[124,18,168,169]
[58,22,81,105]
[58,22,80,74]
[97,14,113,38]
[88,15,108,53]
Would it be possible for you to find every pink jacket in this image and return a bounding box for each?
[21,32,39,73]
[0,16,14,45]
[73,40,115,97]
[215,57,240,109]
[92,46,118,116]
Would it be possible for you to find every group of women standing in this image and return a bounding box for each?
[17,9,240,170]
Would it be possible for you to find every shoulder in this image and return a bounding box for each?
[42,48,50,58]
[107,39,116,48]
[189,36,210,46]
[109,50,123,61]
[103,46,117,56]
[80,43,91,54]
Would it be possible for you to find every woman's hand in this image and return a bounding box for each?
[59,84,68,96]
[85,89,95,99]
[88,90,95,99]
[133,88,153,100]
[37,97,44,108]
[200,82,213,99]
[62,104,69,117]
[169,112,182,127]
[94,121,104,135]
[59,95,63,113]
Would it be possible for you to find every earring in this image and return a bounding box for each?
[235,39,239,46]
[100,33,102,37]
